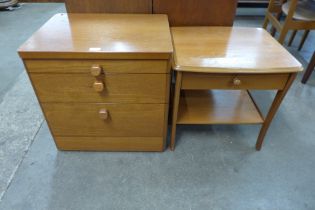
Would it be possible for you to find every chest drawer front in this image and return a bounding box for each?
[181,73,289,90]
[30,73,170,103]
[54,136,164,152]
[25,60,169,74]
[43,103,166,137]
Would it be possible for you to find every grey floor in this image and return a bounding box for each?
[0,3,315,210]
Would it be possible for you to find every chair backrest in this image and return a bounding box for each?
[65,0,152,13]
[153,0,238,26]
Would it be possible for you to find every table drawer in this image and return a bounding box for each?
[181,73,289,90]
[25,60,169,74]
[30,73,170,103]
[43,103,166,137]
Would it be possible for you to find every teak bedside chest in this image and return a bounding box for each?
[18,13,173,151]
[170,27,302,151]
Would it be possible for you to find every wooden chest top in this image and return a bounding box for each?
[18,13,173,60]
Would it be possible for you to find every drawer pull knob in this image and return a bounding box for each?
[91,64,102,76]
[233,78,242,86]
[93,81,104,92]
[99,109,108,120]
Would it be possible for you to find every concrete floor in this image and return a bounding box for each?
[0,3,315,210]
[0,2,64,201]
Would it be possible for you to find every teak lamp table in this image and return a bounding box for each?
[170,27,302,151]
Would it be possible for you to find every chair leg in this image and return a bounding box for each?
[277,0,298,45]
[271,27,277,37]
[271,12,282,37]
[278,26,289,45]
[302,52,315,84]
[262,15,269,29]
[298,30,309,51]
[288,30,297,46]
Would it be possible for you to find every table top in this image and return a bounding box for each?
[18,13,173,59]
[171,27,303,73]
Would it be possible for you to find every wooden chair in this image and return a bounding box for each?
[153,0,238,26]
[0,0,18,9]
[65,0,152,13]
[302,51,315,83]
[286,0,315,50]
[263,0,315,46]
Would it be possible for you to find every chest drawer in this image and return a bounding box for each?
[42,103,166,137]
[25,60,169,74]
[54,136,165,152]
[181,73,290,90]
[30,73,170,103]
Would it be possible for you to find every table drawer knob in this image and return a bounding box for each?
[93,81,104,92]
[233,78,242,86]
[99,109,109,120]
[90,64,103,76]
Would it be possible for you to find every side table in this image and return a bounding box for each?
[170,27,302,151]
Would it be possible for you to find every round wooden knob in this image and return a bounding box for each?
[90,64,102,77]
[93,81,104,92]
[233,78,241,86]
[99,109,108,120]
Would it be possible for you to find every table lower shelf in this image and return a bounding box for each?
[177,90,264,125]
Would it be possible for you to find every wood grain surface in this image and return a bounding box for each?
[65,0,152,13]
[18,13,173,59]
[25,60,169,74]
[42,103,166,137]
[29,73,170,103]
[153,0,238,26]
[55,136,164,152]
[171,27,303,73]
[177,90,264,124]
[181,73,289,90]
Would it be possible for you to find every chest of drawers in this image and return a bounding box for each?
[18,13,173,151]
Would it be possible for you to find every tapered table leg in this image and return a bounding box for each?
[256,73,297,150]
[170,71,182,151]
